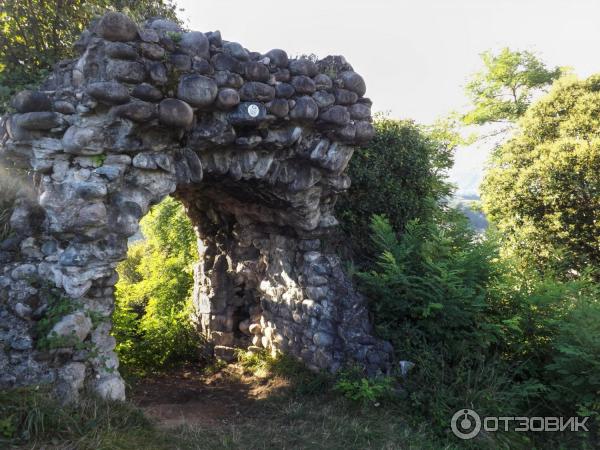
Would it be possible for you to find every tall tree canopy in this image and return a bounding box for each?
[0,0,180,113]
[463,48,562,126]
[481,74,600,277]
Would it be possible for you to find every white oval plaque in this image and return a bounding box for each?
[247,104,260,117]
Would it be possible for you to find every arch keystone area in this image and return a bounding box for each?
[0,12,392,402]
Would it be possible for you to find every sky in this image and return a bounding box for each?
[176,0,600,195]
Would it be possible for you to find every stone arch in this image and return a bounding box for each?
[0,12,392,402]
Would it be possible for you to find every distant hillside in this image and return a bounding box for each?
[449,195,488,233]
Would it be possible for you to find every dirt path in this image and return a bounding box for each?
[130,366,287,429]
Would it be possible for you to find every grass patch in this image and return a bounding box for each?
[236,349,332,395]
[0,386,171,449]
[0,167,21,241]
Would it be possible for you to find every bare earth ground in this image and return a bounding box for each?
[130,365,292,430]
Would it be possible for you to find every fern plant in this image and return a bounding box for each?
[357,213,498,360]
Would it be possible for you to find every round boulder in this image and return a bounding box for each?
[15,112,63,130]
[313,74,333,90]
[148,18,181,33]
[177,74,218,107]
[355,121,375,141]
[333,88,358,105]
[291,76,316,95]
[275,82,295,98]
[140,42,165,60]
[105,42,138,60]
[180,31,210,59]
[244,61,270,82]
[289,59,318,77]
[319,105,350,125]
[312,90,335,108]
[113,100,157,122]
[223,42,250,61]
[97,12,138,42]
[340,71,366,96]
[11,90,52,113]
[349,103,371,120]
[290,96,319,121]
[265,49,289,68]
[132,83,163,102]
[159,98,194,128]
[211,53,242,73]
[86,81,130,105]
[215,88,240,109]
[267,99,289,118]
[239,82,275,102]
[106,60,146,83]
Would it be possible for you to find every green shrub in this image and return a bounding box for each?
[336,116,454,263]
[334,367,394,404]
[355,213,519,429]
[545,291,600,418]
[357,213,599,446]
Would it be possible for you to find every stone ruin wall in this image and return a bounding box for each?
[0,12,392,402]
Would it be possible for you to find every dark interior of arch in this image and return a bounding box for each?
[0,12,392,402]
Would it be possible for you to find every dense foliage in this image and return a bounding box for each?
[359,214,599,444]
[346,103,599,445]
[358,213,496,358]
[112,197,201,374]
[463,48,562,126]
[482,75,600,277]
[336,117,454,262]
[0,0,180,113]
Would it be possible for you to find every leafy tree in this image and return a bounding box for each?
[336,116,455,263]
[0,0,181,113]
[481,75,600,276]
[463,48,562,126]
[112,196,201,374]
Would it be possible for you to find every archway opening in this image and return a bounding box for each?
[112,196,202,376]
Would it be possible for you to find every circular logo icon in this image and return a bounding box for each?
[451,409,481,440]
[247,104,260,117]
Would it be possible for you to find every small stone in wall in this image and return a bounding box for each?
[265,49,288,68]
[95,374,126,401]
[51,311,93,342]
[340,71,366,96]
[132,83,163,102]
[177,75,218,107]
[86,82,130,105]
[180,31,210,58]
[97,12,138,42]
[223,42,250,61]
[11,90,52,113]
[290,96,318,121]
[158,98,194,128]
[215,88,240,109]
[289,59,318,77]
